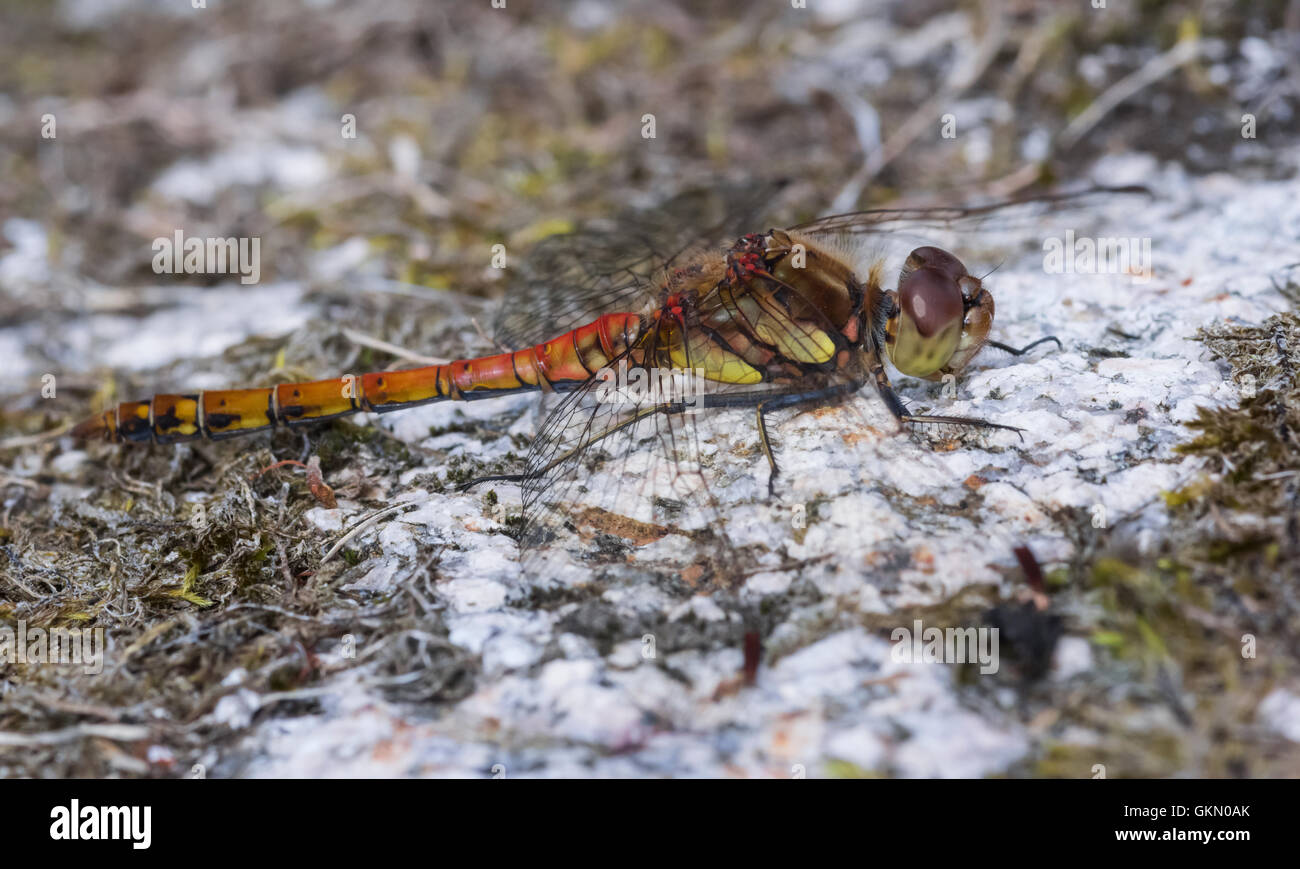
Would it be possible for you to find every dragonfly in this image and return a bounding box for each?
[70,183,1148,579]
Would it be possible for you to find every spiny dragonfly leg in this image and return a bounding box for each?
[460,471,528,490]
[460,383,864,496]
[870,359,1024,440]
[753,384,862,497]
[986,335,1062,356]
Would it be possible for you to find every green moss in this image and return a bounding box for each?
[1014,312,1300,777]
[822,760,883,779]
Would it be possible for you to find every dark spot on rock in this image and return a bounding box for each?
[984,602,1063,681]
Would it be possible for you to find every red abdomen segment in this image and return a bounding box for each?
[72,313,641,444]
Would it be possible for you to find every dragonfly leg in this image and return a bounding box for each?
[870,358,1023,438]
[753,383,862,496]
[461,384,865,494]
[755,404,779,497]
[461,471,528,490]
[986,336,1061,356]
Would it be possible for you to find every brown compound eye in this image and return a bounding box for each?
[886,251,970,378]
[899,267,964,339]
[902,246,968,283]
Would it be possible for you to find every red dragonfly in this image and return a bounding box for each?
[70,183,1147,579]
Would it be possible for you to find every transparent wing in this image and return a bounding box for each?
[515,359,887,583]
[495,181,786,350]
[792,184,1154,271]
[496,183,1149,351]
[517,352,732,582]
[791,185,1151,235]
[514,253,879,581]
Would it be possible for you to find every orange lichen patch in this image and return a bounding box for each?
[680,563,707,586]
[963,474,986,490]
[809,405,845,421]
[841,426,885,446]
[370,719,417,764]
[572,507,671,546]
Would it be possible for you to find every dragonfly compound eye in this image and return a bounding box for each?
[903,245,967,282]
[888,266,965,378]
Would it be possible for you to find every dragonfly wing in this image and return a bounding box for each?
[512,248,907,578]
[515,354,740,582]
[495,181,786,351]
[790,185,1151,235]
[792,184,1154,272]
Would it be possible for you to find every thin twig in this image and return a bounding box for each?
[833,0,1009,211]
[471,316,513,353]
[341,327,449,366]
[320,497,428,565]
[277,539,297,601]
[1058,37,1203,150]
[0,423,72,451]
[0,723,151,747]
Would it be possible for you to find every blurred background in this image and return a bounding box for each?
[1,0,1296,317]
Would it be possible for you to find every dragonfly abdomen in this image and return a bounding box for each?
[72,312,643,444]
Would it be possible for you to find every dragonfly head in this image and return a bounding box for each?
[885,246,993,379]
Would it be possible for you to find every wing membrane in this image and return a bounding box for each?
[792,184,1154,271]
[495,181,786,350]
[791,185,1151,235]
[513,265,877,580]
[517,355,731,582]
